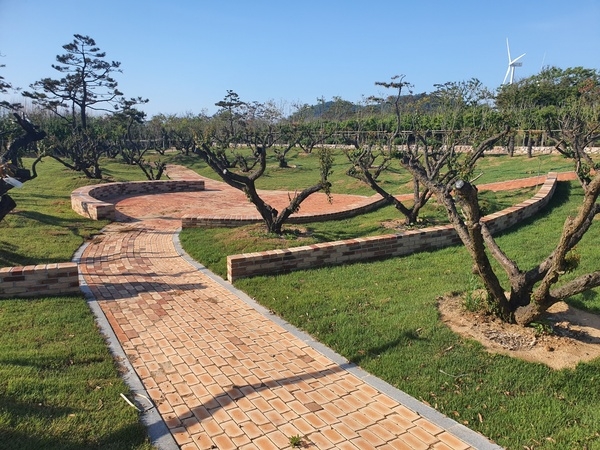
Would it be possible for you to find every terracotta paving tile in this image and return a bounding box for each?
[335,442,359,450]
[234,396,255,412]
[348,411,378,430]
[368,399,395,418]
[394,404,421,423]
[285,399,310,415]
[219,419,243,438]
[163,413,182,429]
[174,362,193,376]
[180,443,199,450]
[191,405,211,421]
[239,421,263,439]
[339,415,366,433]
[190,383,210,398]
[357,428,386,447]
[322,402,346,419]
[183,372,200,386]
[157,402,173,415]
[238,443,259,450]
[182,416,203,434]
[207,406,230,424]
[167,372,184,385]
[315,408,339,426]
[206,383,225,397]
[226,407,249,424]
[264,409,287,426]
[256,385,279,400]
[398,431,430,450]
[379,415,414,435]
[322,427,346,445]
[272,386,295,403]
[349,436,378,450]
[409,424,440,445]
[212,433,236,450]
[171,426,192,445]
[359,405,385,422]
[173,404,193,419]
[305,431,335,449]
[437,431,471,450]
[246,409,270,426]
[165,391,184,406]
[387,438,414,450]
[251,436,279,450]
[281,409,299,422]
[291,417,315,435]
[331,398,357,415]
[198,418,223,438]
[265,429,291,448]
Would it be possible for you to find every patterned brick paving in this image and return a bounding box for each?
[76,165,542,449]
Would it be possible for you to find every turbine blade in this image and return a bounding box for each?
[506,38,511,61]
[512,53,526,63]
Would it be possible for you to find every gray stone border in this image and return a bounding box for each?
[173,232,504,450]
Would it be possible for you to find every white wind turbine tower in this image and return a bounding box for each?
[503,38,526,84]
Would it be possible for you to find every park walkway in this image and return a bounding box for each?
[75,165,531,450]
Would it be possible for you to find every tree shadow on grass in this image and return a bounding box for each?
[0,397,149,450]
[12,210,77,228]
[348,330,426,365]
[566,289,600,315]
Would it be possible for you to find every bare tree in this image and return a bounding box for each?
[346,76,505,225]
[0,113,46,220]
[114,100,166,180]
[405,78,600,325]
[194,92,333,234]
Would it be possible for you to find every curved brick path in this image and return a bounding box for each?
[77,165,558,450]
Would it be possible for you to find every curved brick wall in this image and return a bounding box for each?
[181,195,389,228]
[71,179,205,220]
[227,173,558,282]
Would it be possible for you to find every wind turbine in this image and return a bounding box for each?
[503,38,525,85]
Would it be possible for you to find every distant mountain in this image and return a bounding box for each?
[288,93,431,121]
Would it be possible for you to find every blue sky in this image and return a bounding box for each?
[1,0,598,117]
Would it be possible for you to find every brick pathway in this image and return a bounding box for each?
[77,166,511,449]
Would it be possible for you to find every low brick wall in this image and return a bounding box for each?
[0,262,80,299]
[71,179,205,220]
[227,173,558,282]
[181,196,388,228]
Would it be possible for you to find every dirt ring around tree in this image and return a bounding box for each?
[438,295,600,370]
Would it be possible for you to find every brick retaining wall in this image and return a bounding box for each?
[181,196,388,228]
[71,179,205,220]
[227,173,558,282]
[0,262,80,299]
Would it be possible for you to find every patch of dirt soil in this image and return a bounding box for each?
[438,296,600,370]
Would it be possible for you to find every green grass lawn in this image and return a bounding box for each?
[0,158,152,449]
[0,158,146,267]
[0,150,594,449]
[0,296,154,450]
